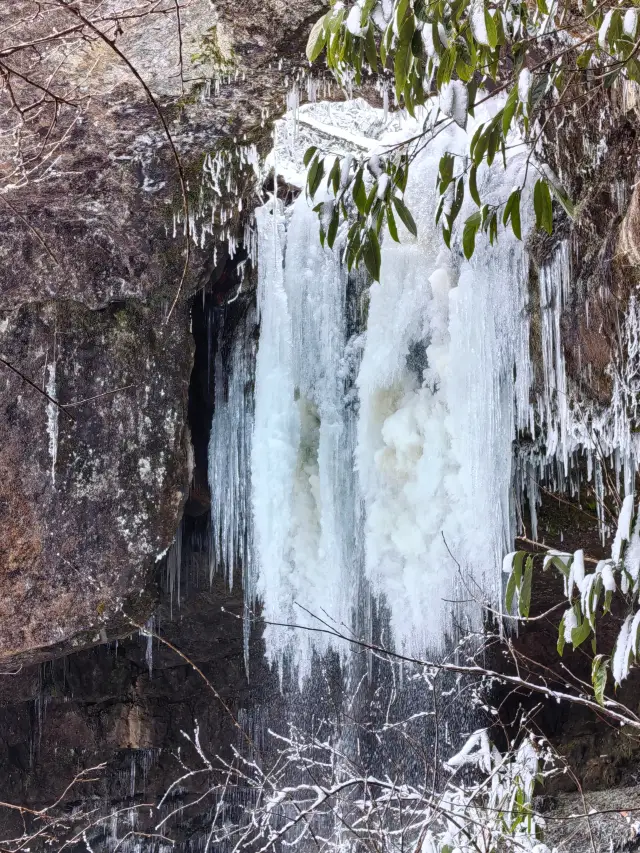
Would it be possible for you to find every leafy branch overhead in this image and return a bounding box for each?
[304,0,636,278]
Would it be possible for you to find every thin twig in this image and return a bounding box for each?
[0,355,75,421]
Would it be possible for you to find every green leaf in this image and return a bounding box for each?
[472,125,489,166]
[363,228,382,281]
[395,0,410,29]
[505,567,518,615]
[438,152,455,192]
[485,121,501,167]
[548,179,575,219]
[327,206,340,249]
[392,195,418,237]
[462,211,481,260]
[506,551,525,611]
[394,37,413,100]
[571,615,591,649]
[503,189,522,240]
[502,87,518,137]
[353,169,367,214]
[557,615,566,656]
[306,14,327,62]
[510,192,522,240]
[303,146,319,168]
[626,56,640,84]
[467,77,478,117]
[534,179,553,235]
[577,48,594,70]
[484,8,498,49]
[519,555,534,618]
[308,157,325,198]
[469,165,481,207]
[328,157,341,196]
[489,210,498,244]
[361,0,377,21]
[604,589,613,613]
[592,655,610,706]
[544,554,573,578]
[327,6,345,34]
[446,177,465,231]
[404,80,416,117]
[387,204,400,242]
[365,23,378,70]
[365,183,378,214]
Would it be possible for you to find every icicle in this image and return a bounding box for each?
[45,360,59,486]
[143,615,154,678]
[165,524,182,617]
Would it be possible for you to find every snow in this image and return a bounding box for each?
[599,561,616,592]
[376,173,389,199]
[346,3,365,36]
[624,8,638,37]
[563,607,577,644]
[569,548,585,596]
[518,69,532,114]
[422,26,436,58]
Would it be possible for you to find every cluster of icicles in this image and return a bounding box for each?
[206,98,640,675]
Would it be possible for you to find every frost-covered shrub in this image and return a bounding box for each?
[504,495,640,704]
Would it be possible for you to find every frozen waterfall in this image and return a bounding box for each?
[208,99,533,671]
[208,97,640,673]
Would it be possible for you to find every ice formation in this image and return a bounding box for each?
[234,98,531,667]
[209,95,640,672]
[252,189,357,671]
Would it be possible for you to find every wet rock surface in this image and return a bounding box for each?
[0,0,323,665]
[0,522,278,851]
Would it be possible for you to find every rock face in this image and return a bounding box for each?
[0,0,322,665]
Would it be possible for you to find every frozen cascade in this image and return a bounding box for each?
[252,190,360,674]
[538,240,571,471]
[248,99,532,666]
[208,304,257,669]
[210,98,640,671]
[355,108,531,651]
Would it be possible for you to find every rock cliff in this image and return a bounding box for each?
[0,0,322,666]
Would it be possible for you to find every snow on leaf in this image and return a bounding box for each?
[599,561,616,593]
[517,68,531,116]
[598,10,614,50]
[613,614,633,684]
[471,1,490,46]
[563,607,577,644]
[346,3,365,36]
[624,8,638,37]
[612,495,634,564]
[439,80,469,129]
